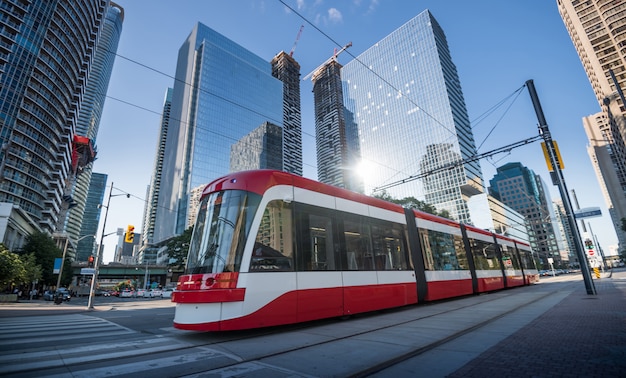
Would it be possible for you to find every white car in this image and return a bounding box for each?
[162,288,174,298]
[120,289,135,298]
[143,289,163,298]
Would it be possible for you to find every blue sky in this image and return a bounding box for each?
[95,0,618,263]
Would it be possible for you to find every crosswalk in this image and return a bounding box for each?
[0,314,245,377]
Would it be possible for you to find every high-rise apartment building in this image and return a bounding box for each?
[0,1,119,237]
[271,51,303,176]
[154,22,284,243]
[311,58,362,191]
[66,2,123,246]
[557,0,626,251]
[489,163,564,269]
[340,10,484,223]
[141,88,172,248]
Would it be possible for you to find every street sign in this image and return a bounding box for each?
[80,268,95,275]
[574,207,602,219]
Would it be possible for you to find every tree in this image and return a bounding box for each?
[17,231,63,286]
[373,191,452,219]
[21,253,42,289]
[166,226,193,271]
[0,247,25,290]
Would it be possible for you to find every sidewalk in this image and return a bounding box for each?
[447,269,626,377]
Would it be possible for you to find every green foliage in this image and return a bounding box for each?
[17,231,62,286]
[373,191,452,219]
[21,253,42,286]
[167,226,193,271]
[0,247,25,289]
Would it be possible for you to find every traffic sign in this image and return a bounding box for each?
[80,268,95,275]
[574,207,602,219]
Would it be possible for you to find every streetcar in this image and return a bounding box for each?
[172,170,539,331]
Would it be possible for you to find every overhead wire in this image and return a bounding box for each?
[90,3,541,223]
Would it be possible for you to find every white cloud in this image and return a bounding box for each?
[297,0,305,11]
[327,8,343,23]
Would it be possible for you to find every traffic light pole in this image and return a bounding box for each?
[88,181,114,310]
[526,80,596,295]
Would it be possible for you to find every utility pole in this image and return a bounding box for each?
[526,79,596,295]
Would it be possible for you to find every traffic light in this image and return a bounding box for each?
[584,239,594,249]
[88,255,94,267]
[125,224,135,243]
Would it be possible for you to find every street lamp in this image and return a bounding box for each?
[87,182,130,310]
[55,234,96,290]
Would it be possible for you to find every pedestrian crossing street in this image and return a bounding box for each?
[0,314,211,377]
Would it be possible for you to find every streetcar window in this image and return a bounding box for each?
[469,238,500,270]
[370,223,409,270]
[500,244,520,270]
[250,200,294,271]
[343,219,374,270]
[295,205,337,271]
[517,246,536,270]
[419,229,467,271]
[186,190,261,274]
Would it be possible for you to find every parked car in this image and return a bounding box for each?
[148,289,163,298]
[162,288,174,299]
[136,289,147,298]
[120,289,135,298]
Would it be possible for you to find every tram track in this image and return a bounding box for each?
[6,281,575,377]
[169,282,573,377]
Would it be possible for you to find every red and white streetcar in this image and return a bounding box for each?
[172,170,539,331]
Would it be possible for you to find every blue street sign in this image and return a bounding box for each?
[574,207,602,219]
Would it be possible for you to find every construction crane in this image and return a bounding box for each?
[290,25,304,57]
[302,42,352,81]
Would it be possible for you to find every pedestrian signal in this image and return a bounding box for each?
[125,224,135,243]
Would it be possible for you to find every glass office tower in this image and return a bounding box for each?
[341,10,484,223]
[154,22,283,242]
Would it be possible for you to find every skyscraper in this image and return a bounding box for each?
[341,10,484,223]
[0,0,119,235]
[489,162,564,269]
[76,172,107,262]
[142,88,173,248]
[557,0,626,251]
[154,22,283,243]
[312,57,362,192]
[271,51,303,176]
[66,2,123,244]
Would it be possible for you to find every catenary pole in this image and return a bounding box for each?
[526,79,596,295]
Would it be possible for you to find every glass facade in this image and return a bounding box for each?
[488,162,563,269]
[155,22,283,242]
[76,172,107,262]
[341,10,484,223]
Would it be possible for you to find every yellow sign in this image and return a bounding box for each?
[541,141,564,171]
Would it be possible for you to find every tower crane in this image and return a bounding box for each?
[290,25,304,57]
[302,42,352,81]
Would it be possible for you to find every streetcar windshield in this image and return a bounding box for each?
[186,190,261,274]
